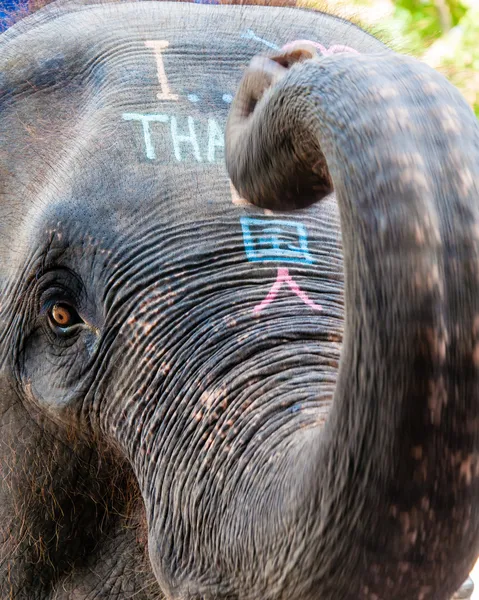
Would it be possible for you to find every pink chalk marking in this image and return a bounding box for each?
[144,40,179,101]
[281,40,359,56]
[253,267,322,314]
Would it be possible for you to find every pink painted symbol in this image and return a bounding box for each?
[253,267,322,314]
[282,40,359,56]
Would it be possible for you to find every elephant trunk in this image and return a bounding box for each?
[226,50,479,598]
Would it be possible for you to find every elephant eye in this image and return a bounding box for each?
[48,303,83,331]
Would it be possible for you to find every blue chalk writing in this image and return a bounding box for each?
[240,217,313,264]
[241,29,280,50]
[185,92,233,104]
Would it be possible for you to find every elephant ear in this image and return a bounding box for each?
[0,19,88,276]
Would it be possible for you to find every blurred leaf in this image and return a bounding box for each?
[324,0,478,117]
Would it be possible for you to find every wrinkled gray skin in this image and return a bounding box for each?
[1,1,479,598]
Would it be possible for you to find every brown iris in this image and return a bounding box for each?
[50,304,74,328]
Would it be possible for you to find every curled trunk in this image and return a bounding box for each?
[225,48,479,599]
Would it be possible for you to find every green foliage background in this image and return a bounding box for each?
[312,0,479,117]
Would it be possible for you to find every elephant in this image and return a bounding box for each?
[1,0,479,598]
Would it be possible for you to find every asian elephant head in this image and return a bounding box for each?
[1,1,479,598]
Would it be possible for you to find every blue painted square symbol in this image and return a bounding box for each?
[240,217,313,265]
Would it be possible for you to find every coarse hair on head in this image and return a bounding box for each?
[1,0,378,39]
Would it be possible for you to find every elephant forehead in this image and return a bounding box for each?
[0,2,387,124]
[0,1,379,270]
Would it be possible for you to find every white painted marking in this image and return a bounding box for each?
[207,117,224,163]
[122,113,169,160]
[241,29,280,50]
[170,116,202,162]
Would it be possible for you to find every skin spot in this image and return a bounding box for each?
[429,264,440,284]
[451,450,462,468]
[400,511,410,532]
[415,271,423,290]
[463,519,471,535]
[438,106,460,133]
[428,377,447,425]
[160,362,171,376]
[473,316,479,336]
[459,454,478,486]
[422,213,441,244]
[411,446,423,460]
[224,315,237,328]
[423,326,448,364]
[378,87,398,99]
[199,387,224,409]
[401,168,429,190]
[397,511,419,550]
[414,223,425,245]
[459,168,474,195]
[422,80,441,94]
[473,343,479,367]
[398,562,410,573]
[327,333,342,342]
[418,586,433,600]
[387,107,410,130]
[415,265,443,295]
[395,152,425,168]
[399,509,417,546]
[420,496,430,511]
